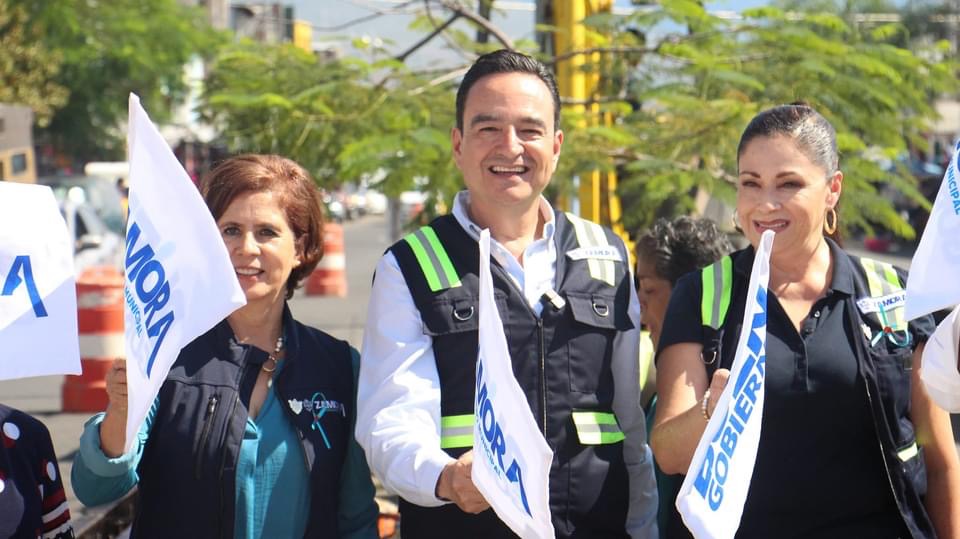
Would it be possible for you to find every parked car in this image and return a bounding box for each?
[60,200,124,275]
[365,190,388,215]
[38,175,126,236]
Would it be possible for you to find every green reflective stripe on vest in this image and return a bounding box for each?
[403,226,462,292]
[571,411,625,445]
[701,256,733,330]
[897,441,919,462]
[566,213,615,286]
[440,414,474,449]
[860,257,906,331]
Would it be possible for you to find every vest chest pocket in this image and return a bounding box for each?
[419,292,509,336]
[566,292,633,394]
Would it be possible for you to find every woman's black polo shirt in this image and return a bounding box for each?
[657,241,934,538]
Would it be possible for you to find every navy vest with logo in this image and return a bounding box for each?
[132,308,354,538]
[390,213,636,538]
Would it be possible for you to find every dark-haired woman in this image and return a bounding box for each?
[72,155,379,538]
[651,105,960,537]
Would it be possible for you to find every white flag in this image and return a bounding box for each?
[920,304,960,412]
[677,229,774,539]
[471,229,555,538]
[905,140,960,321]
[123,94,246,451]
[0,182,81,380]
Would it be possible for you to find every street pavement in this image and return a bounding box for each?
[1,213,958,534]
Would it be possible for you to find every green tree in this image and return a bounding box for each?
[558,1,957,238]
[0,2,67,126]
[201,40,460,204]
[11,0,223,162]
[198,0,957,240]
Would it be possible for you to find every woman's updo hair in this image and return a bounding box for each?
[737,103,839,178]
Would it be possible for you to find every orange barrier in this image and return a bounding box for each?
[62,266,125,412]
[305,223,348,297]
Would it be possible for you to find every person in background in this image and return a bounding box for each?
[634,216,732,538]
[635,216,734,406]
[116,177,129,219]
[71,154,378,538]
[0,404,73,538]
[652,104,960,537]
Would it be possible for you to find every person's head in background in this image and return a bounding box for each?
[635,216,733,346]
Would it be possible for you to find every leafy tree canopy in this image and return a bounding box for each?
[11,0,224,162]
[199,0,957,239]
[0,2,68,127]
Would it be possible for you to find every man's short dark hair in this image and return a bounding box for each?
[455,49,561,132]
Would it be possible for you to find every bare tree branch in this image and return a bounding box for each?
[313,0,419,31]
[409,65,471,95]
[395,12,461,62]
[437,0,514,50]
[424,0,475,61]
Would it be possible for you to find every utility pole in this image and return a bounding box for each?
[546,0,632,252]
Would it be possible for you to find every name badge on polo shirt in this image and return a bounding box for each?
[566,246,623,263]
[856,291,906,315]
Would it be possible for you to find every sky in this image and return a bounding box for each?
[291,0,773,69]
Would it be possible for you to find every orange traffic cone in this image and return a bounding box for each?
[305,223,348,297]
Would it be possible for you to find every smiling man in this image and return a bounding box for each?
[356,50,658,538]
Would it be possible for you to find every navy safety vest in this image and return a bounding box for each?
[699,250,933,538]
[390,212,636,538]
[132,308,355,538]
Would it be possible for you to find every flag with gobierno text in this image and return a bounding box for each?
[471,228,555,538]
[676,229,774,539]
[122,94,245,451]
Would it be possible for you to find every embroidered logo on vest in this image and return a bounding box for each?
[287,392,346,450]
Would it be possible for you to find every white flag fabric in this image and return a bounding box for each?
[471,229,555,538]
[677,229,774,539]
[123,94,246,451]
[920,304,960,412]
[0,182,81,380]
[905,140,960,321]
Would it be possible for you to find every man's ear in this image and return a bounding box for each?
[451,127,464,165]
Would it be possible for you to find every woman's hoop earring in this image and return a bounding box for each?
[824,207,838,235]
[732,209,741,231]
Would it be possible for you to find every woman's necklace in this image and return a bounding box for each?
[261,334,286,373]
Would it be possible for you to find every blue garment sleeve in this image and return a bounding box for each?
[337,347,380,539]
[70,398,157,507]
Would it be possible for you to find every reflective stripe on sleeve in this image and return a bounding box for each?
[440,414,474,449]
